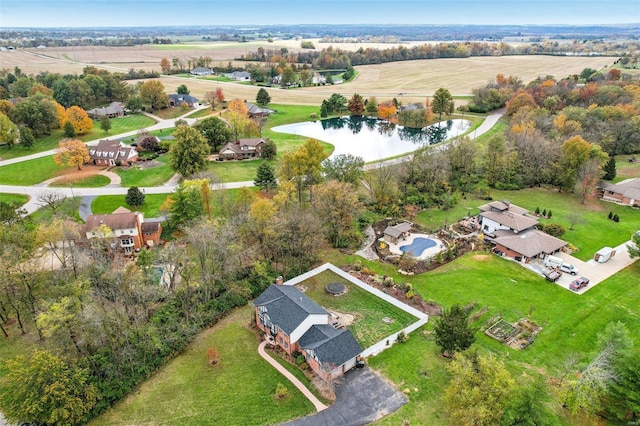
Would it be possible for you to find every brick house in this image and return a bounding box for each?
[254,277,362,381]
[84,207,161,254]
[89,139,138,166]
[600,178,640,207]
[218,138,265,160]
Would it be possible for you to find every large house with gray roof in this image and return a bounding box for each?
[478,201,567,263]
[254,278,362,381]
[600,178,640,207]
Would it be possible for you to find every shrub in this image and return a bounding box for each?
[613,214,620,222]
[383,276,395,287]
[540,223,566,237]
[542,209,547,217]
[547,210,552,218]
[274,383,288,399]
[397,331,408,343]
[296,355,306,365]
[353,260,362,271]
[535,206,540,215]
[406,290,415,299]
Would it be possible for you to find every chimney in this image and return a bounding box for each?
[275,276,284,285]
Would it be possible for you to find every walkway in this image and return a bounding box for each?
[257,341,328,412]
[354,225,379,260]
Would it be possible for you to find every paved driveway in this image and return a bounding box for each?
[282,367,408,426]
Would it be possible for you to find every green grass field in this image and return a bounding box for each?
[0,114,156,160]
[186,108,217,119]
[0,193,29,205]
[90,307,315,426]
[0,156,67,185]
[91,193,169,218]
[50,174,110,188]
[300,270,418,348]
[115,154,175,187]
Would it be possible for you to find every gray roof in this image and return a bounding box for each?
[480,210,538,232]
[244,102,274,116]
[87,101,124,117]
[493,229,567,258]
[190,67,212,73]
[168,94,199,105]
[602,178,640,201]
[478,201,529,215]
[299,325,362,367]
[384,221,412,238]
[254,285,328,335]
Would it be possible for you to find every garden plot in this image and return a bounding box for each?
[485,318,542,350]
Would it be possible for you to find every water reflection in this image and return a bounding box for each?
[273,116,471,162]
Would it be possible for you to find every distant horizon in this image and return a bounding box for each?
[1,0,638,28]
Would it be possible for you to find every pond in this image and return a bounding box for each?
[272,116,471,162]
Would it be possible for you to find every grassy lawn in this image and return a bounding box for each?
[152,106,195,120]
[207,159,265,182]
[186,107,217,119]
[612,154,640,182]
[50,174,110,188]
[0,156,67,185]
[328,252,640,426]
[299,270,418,348]
[28,197,82,224]
[0,193,29,205]
[90,306,315,426]
[115,154,175,187]
[91,193,169,218]
[0,114,156,160]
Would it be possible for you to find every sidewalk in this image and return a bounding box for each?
[257,341,327,412]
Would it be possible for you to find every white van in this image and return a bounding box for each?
[544,255,563,269]
[559,263,578,275]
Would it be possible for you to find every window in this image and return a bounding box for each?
[279,337,283,344]
[284,342,288,349]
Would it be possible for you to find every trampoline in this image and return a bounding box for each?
[326,282,347,296]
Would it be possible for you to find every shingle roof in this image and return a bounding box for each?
[88,139,138,162]
[141,222,160,234]
[384,221,412,238]
[168,94,199,105]
[86,210,139,233]
[603,178,640,201]
[478,201,529,215]
[87,102,124,117]
[493,229,567,258]
[299,325,362,367]
[219,138,264,155]
[480,210,538,232]
[254,285,328,335]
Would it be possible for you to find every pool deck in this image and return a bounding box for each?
[387,233,445,260]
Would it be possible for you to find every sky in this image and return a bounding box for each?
[1,0,638,28]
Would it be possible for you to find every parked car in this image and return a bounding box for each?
[545,269,562,282]
[569,277,590,291]
[559,263,578,275]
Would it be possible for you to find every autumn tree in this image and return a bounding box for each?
[138,134,159,152]
[434,303,476,357]
[0,113,19,149]
[365,96,378,116]
[505,89,537,116]
[214,88,225,107]
[0,350,99,426]
[256,88,271,106]
[160,57,171,74]
[278,139,327,202]
[254,161,277,193]
[169,125,210,177]
[226,99,256,141]
[432,87,455,120]
[322,153,365,185]
[140,80,168,111]
[63,105,93,135]
[54,138,90,170]
[125,186,146,207]
[347,93,365,116]
[312,180,362,247]
[377,100,397,120]
[444,352,515,426]
[196,116,231,152]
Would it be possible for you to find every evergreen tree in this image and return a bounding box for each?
[256,88,271,106]
[434,304,476,357]
[125,186,145,207]
[603,157,617,180]
[254,161,277,193]
[261,139,277,160]
[320,101,329,118]
[63,120,76,138]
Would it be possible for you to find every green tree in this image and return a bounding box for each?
[0,113,19,149]
[140,80,168,111]
[125,186,146,207]
[347,93,365,116]
[0,350,99,426]
[627,232,640,258]
[322,153,365,185]
[326,93,347,115]
[320,100,329,118]
[254,161,277,193]
[125,96,144,112]
[63,120,76,137]
[365,96,379,116]
[256,88,271,106]
[196,116,232,153]
[18,126,34,149]
[170,179,207,226]
[176,84,190,95]
[501,379,553,426]
[603,156,617,180]
[434,303,476,357]
[169,125,210,176]
[100,115,112,134]
[312,180,362,247]
[261,139,277,160]
[12,94,59,137]
[432,87,455,120]
[444,352,515,426]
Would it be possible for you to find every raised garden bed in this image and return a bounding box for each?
[485,318,542,350]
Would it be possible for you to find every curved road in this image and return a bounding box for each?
[0,109,504,215]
